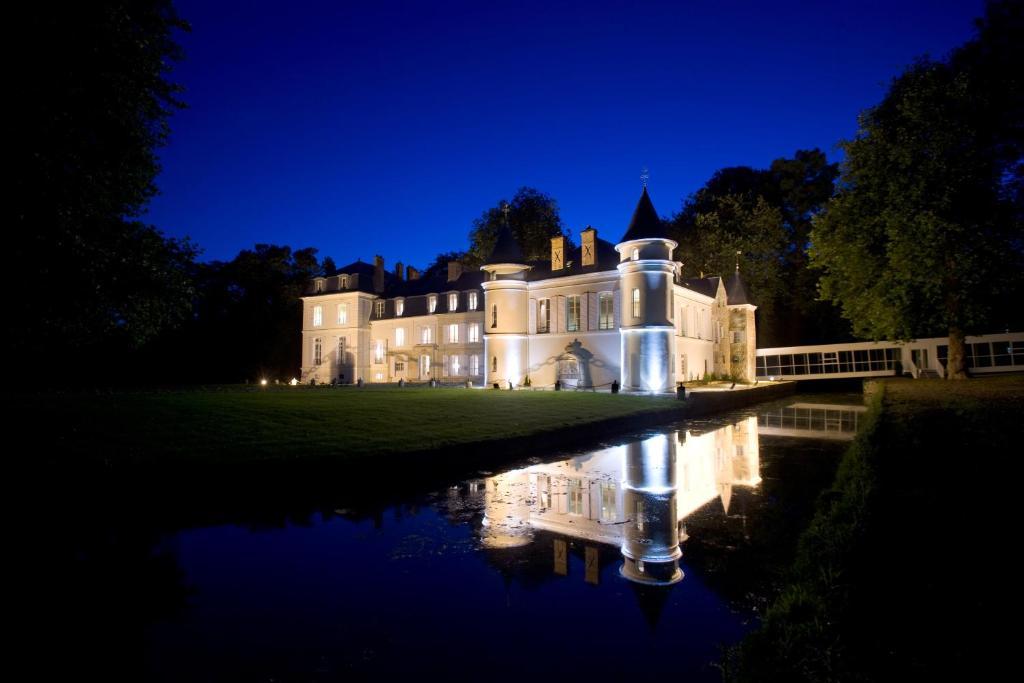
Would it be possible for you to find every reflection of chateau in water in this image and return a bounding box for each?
[479,417,761,585]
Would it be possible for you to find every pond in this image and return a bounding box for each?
[39,393,865,681]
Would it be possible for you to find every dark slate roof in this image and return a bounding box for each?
[620,187,672,242]
[680,276,721,299]
[484,220,526,265]
[525,236,620,281]
[367,269,487,320]
[725,269,750,305]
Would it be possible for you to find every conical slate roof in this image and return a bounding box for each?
[725,267,750,305]
[620,187,671,242]
[484,219,526,265]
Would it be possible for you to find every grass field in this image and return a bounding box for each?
[18,385,678,469]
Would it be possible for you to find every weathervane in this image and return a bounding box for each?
[640,167,649,188]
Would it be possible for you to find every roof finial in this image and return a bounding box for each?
[501,201,511,223]
[735,250,741,272]
[640,167,649,188]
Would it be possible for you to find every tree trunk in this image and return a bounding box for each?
[947,326,968,380]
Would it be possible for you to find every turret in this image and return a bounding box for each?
[616,187,678,392]
[725,260,757,381]
[481,206,530,387]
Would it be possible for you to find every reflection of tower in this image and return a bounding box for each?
[480,469,534,549]
[616,187,678,392]
[620,434,683,585]
[481,207,529,387]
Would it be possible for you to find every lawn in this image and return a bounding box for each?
[19,385,679,469]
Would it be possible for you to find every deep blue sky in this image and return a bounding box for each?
[145,0,986,267]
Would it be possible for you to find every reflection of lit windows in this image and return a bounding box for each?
[312,305,323,327]
[428,295,437,313]
[567,296,580,332]
[537,299,550,333]
[470,354,479,376]
[538,475,551,510]
[421,326,432,344]
[632,289,640,318]
[599,482,617,522]
[448,323,459,343]
[567,478,583,515]
[468,292,478,310]
[374,340,384,363]
[313,337,322,365]
[448,292,458,311]
[337,303,347,325]
[468,323,480,343]
[395,328,405,346]
[635,500,645,531]
[599,292,614,329]
[420,354,431,376]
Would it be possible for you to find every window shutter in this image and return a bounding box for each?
[580,293,589,331]
[555,295,565,333]
[588,292,598,330]
[612,290,621,326]
[528,298,537,335]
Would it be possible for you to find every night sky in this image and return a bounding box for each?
[145,0,985,268]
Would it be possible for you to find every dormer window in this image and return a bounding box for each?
[469,292,478,310]
[448,292,458,311]
[375,301,385,318]
[315,279,325,293]
[428,295,437,313]
[396,299,404,316]
[339,275,349,290]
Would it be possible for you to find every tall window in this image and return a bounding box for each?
[491,304,497,328]
[451,355,461,375]
[448,292,458,311]
[599,482,617,522]
[315,279,324,293]
[471,354,479,376]
[337,303,347,325]
[312,305,323,327]
[537,299,550,333]
[421,326,432,344]
[631,288,640,318]
[375,301,385,318]
[599,292,614,329]
[374,340,385,363]
[468,292,478,310]
[420,354,431,377]
[395,299,404,316]
[448,323,459,343]
[339,276,348,289]
[567,479,583,515]
[631,248,639,261]
[468,323,480,343]
[337,337,346,366]
[428,295,437,313]
[313,337,322,365]
[395,327,405,346]
[567,295,581,332]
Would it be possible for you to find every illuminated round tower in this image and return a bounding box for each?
[616,187,677,393]
[620,433,683,585]
[481,206,530,387]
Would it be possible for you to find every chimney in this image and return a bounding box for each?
[550,235,566,271]
[407,266,420,280]
[373,255,385,293]
[395,261,405,281]
[581,226,597,267]
[447,261,464,283]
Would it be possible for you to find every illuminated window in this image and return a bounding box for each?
[448,292,458,311]
[421,326,432,344]
[599,292,614,329]
[471,354,479,375]
[468,323,480,343]
[420,354,431,376]
[375,301,385,318]
[448,323,459,343]
[312,305,323,327]
[567,479,583,515]
[374,340,385,363]
[491,304,497,328]
[428,295,437,313]
[396,299,404,316]
[599,482,617,522]
[315,279,324,293]
[313,337,322,365]
[468,292,478,310]
[451,355,461,375]
[395,328,405,346]
[632,288,640,318]
[631,248,639,261]
[374,372,383,381]
[537,299,550,333]
[336,303,347,325]
[567,295,580,332]
[339,276,348,289]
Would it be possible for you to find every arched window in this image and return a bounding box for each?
[491,304,498,328]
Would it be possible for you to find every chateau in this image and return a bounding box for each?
[300,188,756,391]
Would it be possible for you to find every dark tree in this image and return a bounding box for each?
[421,251,469,281]
[9,2,196,380]
[467,187,573,265]
[811,0,1024,378]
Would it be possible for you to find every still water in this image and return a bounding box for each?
[61,395,864,681]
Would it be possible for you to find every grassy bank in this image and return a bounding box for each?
[726,374,1024,681]
[16,385,679,470]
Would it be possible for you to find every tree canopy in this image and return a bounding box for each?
[466,187,572,265]
[10,1,197,378]
[810,0,1024,378]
